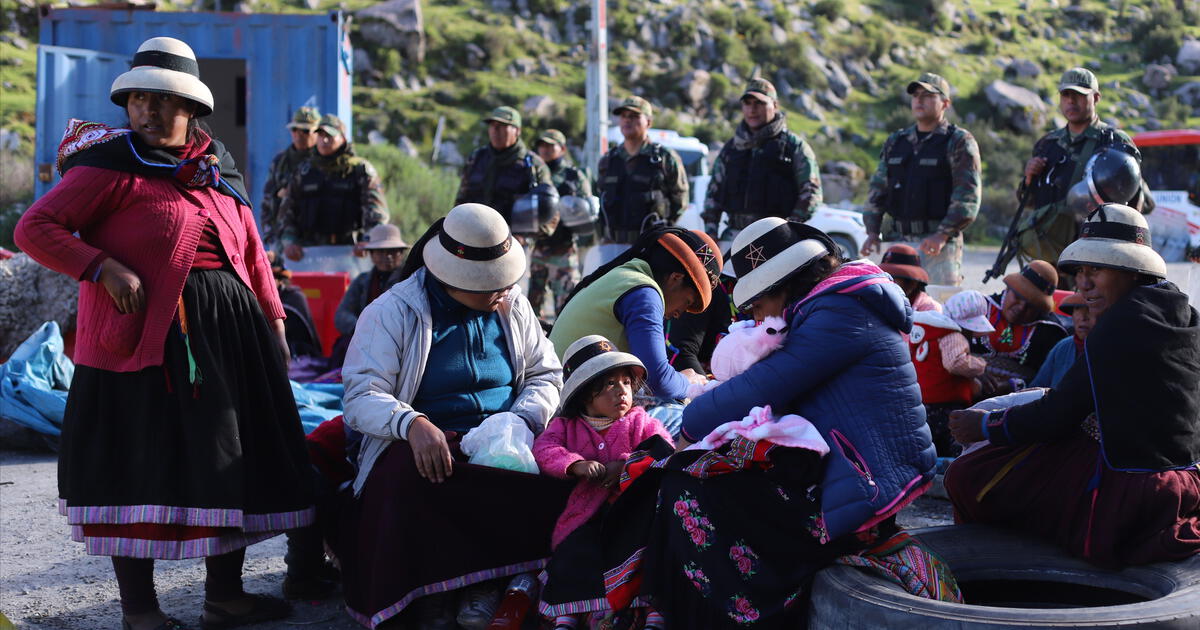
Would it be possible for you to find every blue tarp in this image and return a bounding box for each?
[0,322,342,441]
[0,322,73,437]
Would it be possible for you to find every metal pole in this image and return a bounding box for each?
[584,0,608,176]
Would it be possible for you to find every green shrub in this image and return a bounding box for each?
[812,0,844,21]
[1141,26,1181,63]
[356,144,461,241]
[709,73,732,106]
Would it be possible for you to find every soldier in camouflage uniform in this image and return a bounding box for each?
[261,106,319,251]
[456,106,553,225]
[528,129,592,320]
[703,78,823,248]
[863,72,981,286]
[279,113,388,261]
[1017,67,1152,271]
[598,96,689,244]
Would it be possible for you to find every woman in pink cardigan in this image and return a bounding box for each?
[14,37,312,630]
[533,335,672,629]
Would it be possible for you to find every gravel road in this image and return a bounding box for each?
[2,247,1195,629]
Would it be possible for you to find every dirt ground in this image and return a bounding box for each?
[0,448,954,630]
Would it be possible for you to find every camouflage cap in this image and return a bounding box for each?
[741,78,777,103]
[287,106,320,131]
[484,106,522,128]
[612,95,653,118]
[317,113,346,139]
[536,128,567,147]
[1058,67,1099,95]
[907,72,951,97]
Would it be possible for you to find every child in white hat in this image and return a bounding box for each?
[909,290,995,456]
[533,335,672,629]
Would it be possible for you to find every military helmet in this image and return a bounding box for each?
[510,182,561,238]
[1066,148,1142,219]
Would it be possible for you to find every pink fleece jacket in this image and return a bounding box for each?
[533,406,673,548]
[14,166,284,372]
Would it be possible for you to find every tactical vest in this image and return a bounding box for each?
[1029,126,1125,210]
[885,128,955,226]
[462,149,536,220]
[601,144,668,233]
[717,133,800,223]
[552,163,585,198]
[296,163,363,241]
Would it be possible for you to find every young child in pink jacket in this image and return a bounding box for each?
[534,335,672,630]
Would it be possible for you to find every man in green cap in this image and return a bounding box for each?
[456,105,552,224]
[279,113,389,261]
[597,95,689,244]
[528,128,593,319]
[261,106,320,250]
[862,72,981,286]
[703,78,823,247]
[1016,67,1152,270]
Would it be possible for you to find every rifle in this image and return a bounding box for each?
[984,185,1033,283]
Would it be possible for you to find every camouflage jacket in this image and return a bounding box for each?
[260,144,313,247]
[598,140,689,225]
[279,145,388,246]
[703,115,823,231]
[864,120,982,236]
[1024,120,1152,214]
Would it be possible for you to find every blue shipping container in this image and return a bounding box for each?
[34,7,353,221]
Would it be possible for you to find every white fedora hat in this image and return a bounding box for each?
[730,217,836,309]
[559,335,646,413]
[361,224,409,250]
[424,203,526,292]
[1058,203,1166,279]
[110,37,214,117]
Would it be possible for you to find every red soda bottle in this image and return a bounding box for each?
[487,572,538,629]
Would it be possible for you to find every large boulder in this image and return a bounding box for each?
[1004,58,1043,80]
[523,94,557,119]
[983,80,1050,135]
[679,69,712,110]
[1142,64,1177,92]
[820,160,866,204]
[1175,81,1200,109]
[0,254,78,362]
[1176,39,1200,75]
[434,141,464,167]
[357,0,425,64]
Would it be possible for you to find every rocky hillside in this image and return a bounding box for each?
[2,0,1199,246]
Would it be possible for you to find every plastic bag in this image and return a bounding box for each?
[459,412,539,474]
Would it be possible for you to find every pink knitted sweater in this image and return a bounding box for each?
[15,166,284,372]
[533,406,673,548]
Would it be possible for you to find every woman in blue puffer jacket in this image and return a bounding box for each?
[601,218,935,629]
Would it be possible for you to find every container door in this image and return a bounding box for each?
[34,45,127,199]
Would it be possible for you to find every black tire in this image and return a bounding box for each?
[829,234,857,260]
[808,525,1200,629]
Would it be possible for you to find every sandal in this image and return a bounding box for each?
[198,593,292,630]
[122,617,192,630]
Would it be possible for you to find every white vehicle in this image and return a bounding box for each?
[586,128,868,274]
[1134,130,1200,262]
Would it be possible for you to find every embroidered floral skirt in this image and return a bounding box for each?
[339,438,573,629]
[945,431,1200,568]
[58,269,315,559]
[601,436,867,629]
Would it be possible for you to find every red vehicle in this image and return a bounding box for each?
[1133,129,1200,262]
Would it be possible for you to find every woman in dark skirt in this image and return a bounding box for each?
[602,217,936,628]
[339,203,570,629]
[947,203,1200,567]
[15,36,313,630]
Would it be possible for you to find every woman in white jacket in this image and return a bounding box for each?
[339,203,569,630]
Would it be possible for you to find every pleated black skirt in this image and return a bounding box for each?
[58,268,315,559]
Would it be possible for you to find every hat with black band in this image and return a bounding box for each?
[729,217,837,310]
[1003,260,1058,313]
[880,244,930,285]
[1058,203,1166,279]
[559,335,646,414]
[110,37,214,117]
[424,203,527,292]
